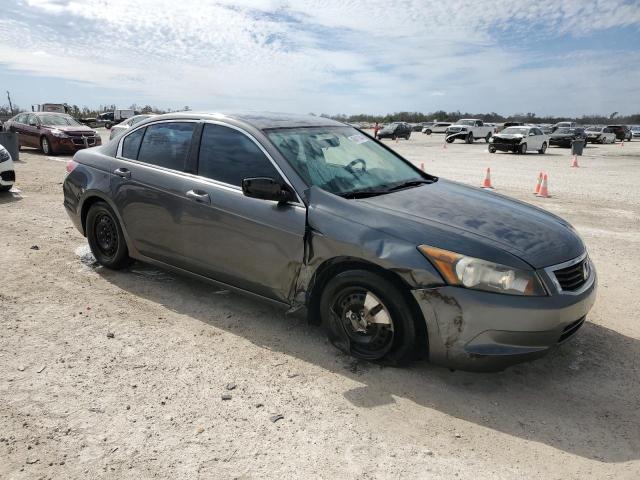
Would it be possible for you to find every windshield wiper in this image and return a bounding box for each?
[384,179,433,192]
[337,189,389,199]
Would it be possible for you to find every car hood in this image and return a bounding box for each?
[346,180,584,269]
[44,124,95,133]
[493,134,524,140]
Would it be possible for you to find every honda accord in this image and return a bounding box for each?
[62,112,596,371]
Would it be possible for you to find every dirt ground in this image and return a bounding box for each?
[1,129,639,479]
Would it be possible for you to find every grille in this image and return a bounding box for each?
[558,316,585,343]
[67,132,98,146]
[553,258,589,292]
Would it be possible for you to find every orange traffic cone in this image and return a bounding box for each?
[571,155,579,167]
[533,171,543,194]
[536,174,550,198]
[481,168,494,189]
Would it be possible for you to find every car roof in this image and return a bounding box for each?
[145,111,345,130]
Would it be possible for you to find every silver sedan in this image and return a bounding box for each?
[109,114,157,140]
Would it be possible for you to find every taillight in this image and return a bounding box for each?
[66,160,78,174]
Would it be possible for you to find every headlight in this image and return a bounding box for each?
[0,147,10,163]
[51,129,68,138]
[418,245,546,296]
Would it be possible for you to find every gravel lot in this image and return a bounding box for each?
[1,129,639,479]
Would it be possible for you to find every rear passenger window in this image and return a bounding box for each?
[198,124,280,186]
[137,122,195,170]
[121,127,145,160]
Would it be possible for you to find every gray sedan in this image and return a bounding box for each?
[63,112,596,371]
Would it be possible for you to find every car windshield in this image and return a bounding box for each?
[555,128,571,134]
[502,127,528,135]
[267,126,429,197]
[39,114,81,126]
[457,120,475,126]
[586,127,602,132]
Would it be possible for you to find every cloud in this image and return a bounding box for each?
[1,0,639,115]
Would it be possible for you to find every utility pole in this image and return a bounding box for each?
[6,91,14,115]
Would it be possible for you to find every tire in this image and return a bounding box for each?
[86,201,131,269]
[391,135,397,141]
[425,130,432,135]
[538,142,547,154]
[466,133,474,144]
[519,142,527,154]
[41,136,54,155]
[0,184,12,192]
[445,136,455,143]
[320,270,419,365]
[405,133,411,140]
[485,133,492,143]
[105,122,112,130]
[488,146,496,153]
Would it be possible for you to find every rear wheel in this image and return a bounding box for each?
[519,142,527,154]
[538,142,547,154]
[86,201,131,269]
[405,133,411,140]
[320,270,419,365]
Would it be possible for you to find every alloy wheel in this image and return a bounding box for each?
[332,287,395,359]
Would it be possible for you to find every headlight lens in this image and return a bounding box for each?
[51,129,68,138]
[0,147,10,163]
[418,245,546,296]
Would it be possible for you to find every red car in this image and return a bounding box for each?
[4,112,102,155]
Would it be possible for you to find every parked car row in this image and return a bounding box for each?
[3,112,102,155]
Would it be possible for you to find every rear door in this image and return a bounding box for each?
[179,122,306,301]
[110,120,199,270]
[23,114,40,148]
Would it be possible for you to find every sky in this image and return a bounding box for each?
[1,0,639,116]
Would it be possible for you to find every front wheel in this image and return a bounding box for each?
[519,142,527,154]
[445,136,455,143]
[425,130,432,135]
[86,201,131,269]
[320,270,419,365]
[104,122,112,129]
[466,133,474,144]
[538,142,547,154]
[488,146,496,153]
[41,136,54,155]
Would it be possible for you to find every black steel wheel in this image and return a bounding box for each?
[86,201,131,269]
[320,270,420,364]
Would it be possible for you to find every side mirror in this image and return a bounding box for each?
[242,177,295,203]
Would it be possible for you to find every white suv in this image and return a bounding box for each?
[0,144,15,192]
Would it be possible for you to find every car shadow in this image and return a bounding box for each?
[0,190,23,203]
[95,261,639,463]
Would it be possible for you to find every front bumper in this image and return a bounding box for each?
[490,141,521,152]
[52,135,102,153]
[549,137,573,147]
[412,262,597,372]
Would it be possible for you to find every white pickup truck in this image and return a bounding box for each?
[445,119,494,144]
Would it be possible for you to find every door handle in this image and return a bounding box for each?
[186,189,211,205]
[113,167,131,179]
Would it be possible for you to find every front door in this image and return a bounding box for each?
[179,122,306,302]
